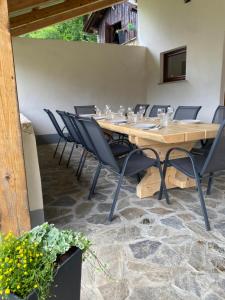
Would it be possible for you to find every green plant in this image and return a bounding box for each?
[127,22,136,31]
[0,223,98,300]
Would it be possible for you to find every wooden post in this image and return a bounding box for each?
[0,0,31,234]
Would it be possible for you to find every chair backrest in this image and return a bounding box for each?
[56,110,80,144]
[212,106,225,124]
[68,113,94,153]
[173,106,201,120]
[74,105,96,115]
[134,104,149,114]
[148,105,170,117]
[201,120,225,175]
[44,109,65,138]
[78,117,120,172]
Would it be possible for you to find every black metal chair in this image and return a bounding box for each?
[44,109,74,165]
[134,104,149,115]
[69,113,131,180]
[74,105,96,115]
[192,106,225,156]
[56,110,82,168]
[78,117,169,221]
[148,105,170,117]
[212,105,225,124]
[173,106,201,120]
[159,120,225,231]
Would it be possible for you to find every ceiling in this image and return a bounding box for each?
[8,0,124,36]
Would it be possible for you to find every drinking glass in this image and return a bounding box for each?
[167,106,174,123]
[157,108,166,127]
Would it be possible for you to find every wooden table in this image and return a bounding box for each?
[98,119,219,198]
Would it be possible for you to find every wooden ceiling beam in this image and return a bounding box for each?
[10,0,104,28]
[11,0,123,36]
[8,0,47,13]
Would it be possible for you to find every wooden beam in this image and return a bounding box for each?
[11,0,124,36]
[10,0,106,28]
[8,0,47,13]
[0,0,31,234]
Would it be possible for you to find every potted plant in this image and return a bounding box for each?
[116,23,136,44]
[0,223,101,300]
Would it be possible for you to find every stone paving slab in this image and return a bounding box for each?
[38,144,225,300]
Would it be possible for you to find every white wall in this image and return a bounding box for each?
[13,38,147,135]
[138,0,225,121]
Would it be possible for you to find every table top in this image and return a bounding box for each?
[98,119,219,144]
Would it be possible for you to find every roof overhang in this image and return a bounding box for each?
[8,0,125,36]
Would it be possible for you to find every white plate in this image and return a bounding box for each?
[109,119,127,124]
[178,119,201,124]
[93,116,106,120]
[79,114,96,117]
[133,123,156,129]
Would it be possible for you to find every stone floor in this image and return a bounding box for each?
[38,143,225,300]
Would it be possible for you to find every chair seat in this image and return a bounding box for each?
[169,154,207,178]
[118,153,156,176]
[110,143,130,156]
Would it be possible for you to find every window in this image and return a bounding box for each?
[163,47,187,82]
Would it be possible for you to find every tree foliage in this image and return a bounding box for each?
[23,16,97,42]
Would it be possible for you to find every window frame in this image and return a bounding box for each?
[163,46,187,83]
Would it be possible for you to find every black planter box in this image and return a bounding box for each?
[117,31,126,44]
[1,248,82,300]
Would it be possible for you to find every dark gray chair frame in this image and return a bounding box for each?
[56,110,81,168]
[68,113,131,180]
[74,105,96,115]
[78,117,169,221]
[148,105,170,117]
[44,109,73,165]
[159,119,225,231]
[173,106,201,120]
[192,106,225,155]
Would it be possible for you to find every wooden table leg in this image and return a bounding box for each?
[131,137,196,198]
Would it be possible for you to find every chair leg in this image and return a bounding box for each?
[108,175,124,222]
[88,163,102,200]
[77,150,88,181]
[206,173,214,195]
[195,175,211,231]
[158,163,170,204]
[136,173,141,183]
[53,136,61,158]
[67,143,75,168]
[158,163,169,201]
[76,148,86,176]
[58,141,67,165]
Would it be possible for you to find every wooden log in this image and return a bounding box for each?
[0,0,31,234]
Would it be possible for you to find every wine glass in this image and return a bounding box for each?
[138,106,145,120]
[118,105,125,117]
[157,108,165,117]
[95,106,102,116]
[127,107,134,122]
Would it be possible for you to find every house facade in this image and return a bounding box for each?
[84,0,137,44]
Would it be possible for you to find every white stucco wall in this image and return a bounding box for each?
[138,0,225,121]
[13,38,147,135]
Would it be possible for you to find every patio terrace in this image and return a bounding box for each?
[39,143,225,300]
